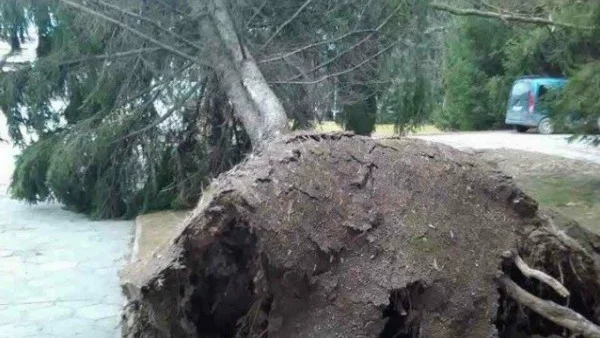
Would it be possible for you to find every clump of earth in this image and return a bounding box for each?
[121,133,600,338]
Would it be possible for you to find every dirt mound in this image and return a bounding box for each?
[120,134,600,337]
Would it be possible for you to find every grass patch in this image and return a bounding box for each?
[517,175,600,234]
[315,121,441,136]
[409,235,437,253]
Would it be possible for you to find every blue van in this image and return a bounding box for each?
[505,76,568,134]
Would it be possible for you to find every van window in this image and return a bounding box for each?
[508,81,530,107]
[538,85,555,100]
[511,82,530,97]
[538,85,548,99]
[537,84,560,111]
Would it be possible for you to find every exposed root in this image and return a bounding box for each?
[497,274,600,338]
[502,251,570,298]
[284,131,354,144]
[496,212,600,338]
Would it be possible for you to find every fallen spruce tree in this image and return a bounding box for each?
[121,134,600,338]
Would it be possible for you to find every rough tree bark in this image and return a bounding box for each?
[430,3,596,31]
[192,0,289,147]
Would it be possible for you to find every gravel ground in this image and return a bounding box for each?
[414,131,600,164]
[478,149,600,178]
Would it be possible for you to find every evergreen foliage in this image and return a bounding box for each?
[341,94,377,136]
[1,0,430,219]
[1,1,249,219]
[377,0,436,134]
[553,61,600,141]
[10,134,57,203]
[436,17,514,130]
[435,0,600,139]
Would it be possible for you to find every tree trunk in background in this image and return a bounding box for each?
[193,0,289,148]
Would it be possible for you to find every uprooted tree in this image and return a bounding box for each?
[3,0,600,336]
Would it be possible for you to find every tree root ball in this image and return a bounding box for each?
[120,133,600,338]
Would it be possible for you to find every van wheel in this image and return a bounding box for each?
[514,125,529,133]
[538,118,554,135]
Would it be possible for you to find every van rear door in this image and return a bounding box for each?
[506,80,532,125]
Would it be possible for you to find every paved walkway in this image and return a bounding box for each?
[0,187,133,337]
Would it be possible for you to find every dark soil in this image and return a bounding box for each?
[120,133,600,338]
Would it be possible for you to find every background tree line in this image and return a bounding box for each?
[436,0,600,132]
[1,0,598,219]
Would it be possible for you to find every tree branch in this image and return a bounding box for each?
[118,81,203,141]
[57,0,210,67]
[155,0,188,17]
[91,0,206,53]
[270,38,402,85]
[260,0,314,50]
[59,47,162,67]
[352,0,375,30]
[480,0,508,14]
[497,274,600,338]
[284,1,404,82]
[3,48,160,74]
[430,3,596,30]
[244,0,269,29]
[124,64,193,105]
[259,29,377,64]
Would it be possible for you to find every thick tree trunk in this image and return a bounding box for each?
[192,0,288,147]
